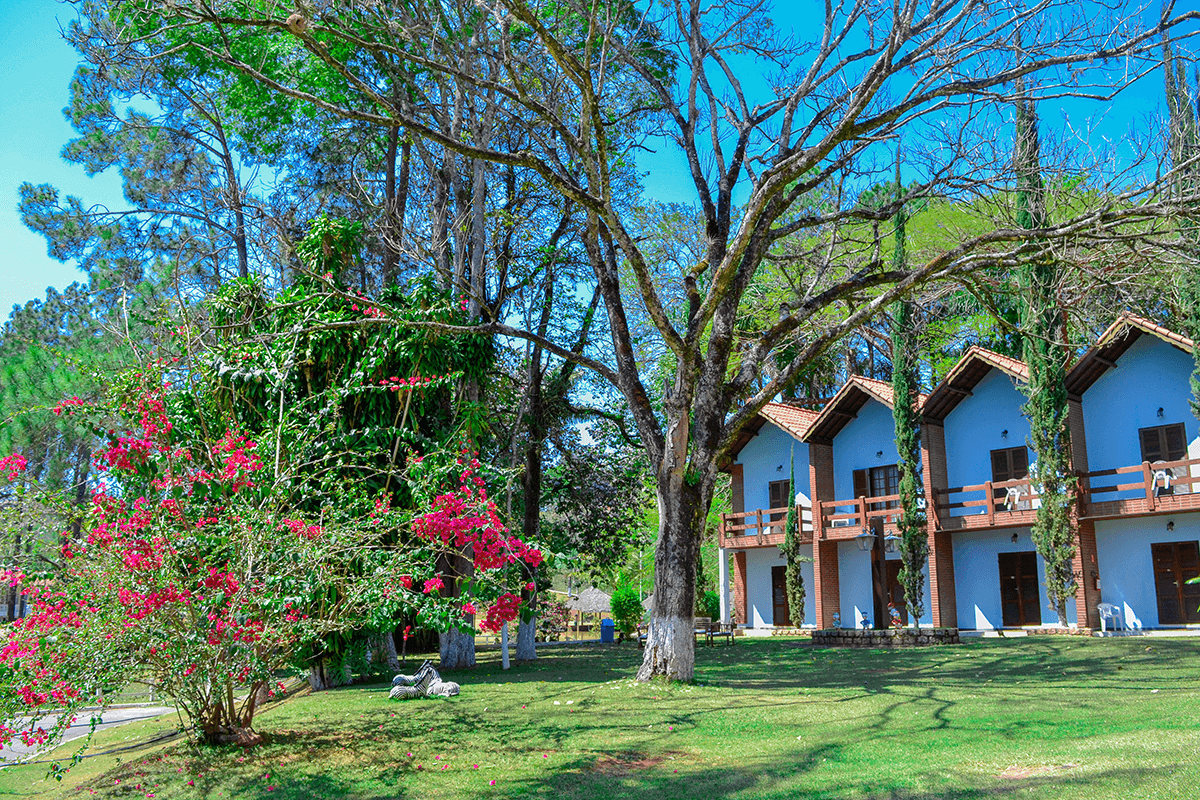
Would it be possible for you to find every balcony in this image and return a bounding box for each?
[718,506,813,549]
[817,494,903,539]
[932,479,1040,532]
[1080,456,1200,519]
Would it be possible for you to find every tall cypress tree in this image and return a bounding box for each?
[1014,84,1077,626]
[780,444,807,625]
[889,164,928,625]
[1163,36,1200,421]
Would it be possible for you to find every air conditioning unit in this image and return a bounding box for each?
[830,519,854,528]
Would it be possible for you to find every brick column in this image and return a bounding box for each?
[1073,518,1101,629]
[1067,397,1100,629]
[813,539,840,628]
[808,441,838,627]
[732,551,747,625]
[922,421,957,627]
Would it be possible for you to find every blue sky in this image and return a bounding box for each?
[0,0,128,316]
[0,1,1189,319]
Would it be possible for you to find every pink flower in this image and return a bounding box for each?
[423,577,444,594]
[489,780,496,785]
[462,602,477,615]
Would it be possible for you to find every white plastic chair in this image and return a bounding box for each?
[1097,602,1124,636]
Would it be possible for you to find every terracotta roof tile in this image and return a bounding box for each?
[758,402,822,440]
[967,346,1029,380]
[1101,313,1195,352]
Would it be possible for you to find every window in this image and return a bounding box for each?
[853,465,899,510]
[768,479,790,526]
[991,446,1029,511]
[1140,423,1189,496]
[1139,423,1187,464]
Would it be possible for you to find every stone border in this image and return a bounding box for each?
[812,628,960,647]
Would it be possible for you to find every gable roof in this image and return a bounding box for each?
[922,346,1028,422]
[1065,313,1195,397]
[802,375,925,444]
[721,401,821,470]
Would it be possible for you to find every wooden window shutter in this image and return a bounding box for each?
[1165,423,1187,461]
[731,464,744,513]
[1140,427,1163,463]
[853,469,868,499]
[1011,446,1028,478]
[991,449,1011,482]
[769,480,788,509]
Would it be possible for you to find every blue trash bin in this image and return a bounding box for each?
[600,618,615,643]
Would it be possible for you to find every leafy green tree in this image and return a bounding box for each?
[135,0,1200,683]
[610,585,643,642]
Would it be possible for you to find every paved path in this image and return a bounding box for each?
[1,705,176,762]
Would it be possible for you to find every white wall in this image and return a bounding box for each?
[942,368,1030,517]
[743,545,815,627]
[831,400,899,504]
[736,422,810,514]
[1095,511,1200,628]
[951,527,1078,629]
[1082,335,1200,494]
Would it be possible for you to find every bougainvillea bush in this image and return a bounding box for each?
[0,363,540,761]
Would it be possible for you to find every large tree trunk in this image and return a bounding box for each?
[516,612,537,660]
[636,478,708,682]
[438,547,476,668]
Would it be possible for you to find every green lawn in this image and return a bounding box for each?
[5,636,1200,799]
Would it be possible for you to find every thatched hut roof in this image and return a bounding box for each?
[566,587,611,614]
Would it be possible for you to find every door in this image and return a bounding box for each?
[771,565,791,626]
[998,551,1041,627]
[1151,541,1200,624]
[886,560,908,625]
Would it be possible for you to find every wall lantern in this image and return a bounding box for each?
[1158,407,1165,418]
[1001,429,1008,440]
[855,527,875,551]
[777,464,784,472]
[1168,520,1175,532]
[876,450,884,459]
[883,532,901,554]
[1011,532,1019,543]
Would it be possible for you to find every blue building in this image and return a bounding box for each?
[719,314,1200,632]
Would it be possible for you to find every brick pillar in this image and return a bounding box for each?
[1067,396,1099,628]
[813,539,840,628]
[922,421,956,627]
[808,441,837,627]
[732,550,747,625]
[1073,518,1101,629]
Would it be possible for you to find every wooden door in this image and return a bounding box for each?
[1151,541,1200,624]
[886,560,908,625]
[771,565,791,626]
[998,551,1041,627]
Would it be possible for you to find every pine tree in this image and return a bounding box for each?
[1014,85,1077,626]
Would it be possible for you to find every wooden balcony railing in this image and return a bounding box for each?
[718,506,813,548]
[1080,456,1200,518]
[818,494,903,536]
[932,478,1040,531]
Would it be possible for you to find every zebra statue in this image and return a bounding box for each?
[389,660,461,700]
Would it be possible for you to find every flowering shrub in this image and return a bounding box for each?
[0,365,540,759]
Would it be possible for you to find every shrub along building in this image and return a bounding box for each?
[718,314,1200,632]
